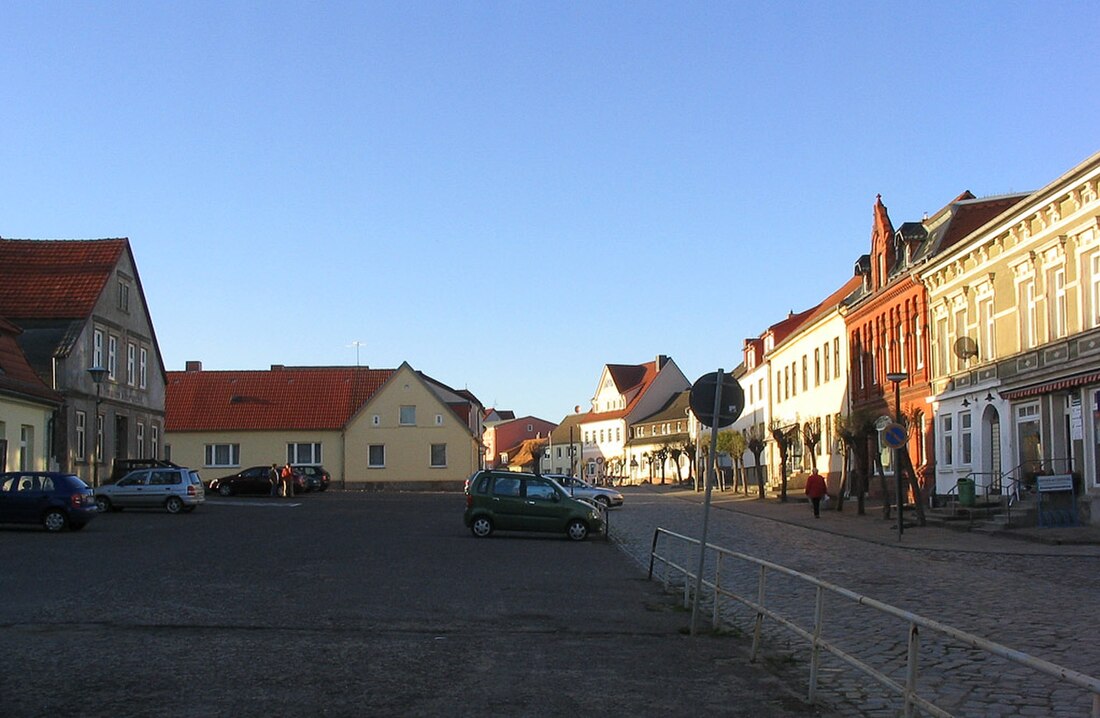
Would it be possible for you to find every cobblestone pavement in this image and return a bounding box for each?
[607,485,1100,717]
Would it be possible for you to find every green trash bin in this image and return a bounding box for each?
[957,478,975,507]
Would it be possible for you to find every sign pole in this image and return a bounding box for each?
[690,368,724,636]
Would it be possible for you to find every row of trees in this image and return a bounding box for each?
[704,409,926,525]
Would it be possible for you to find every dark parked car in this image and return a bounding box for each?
[0,472,99,532]
[293,465,330,492]
[463,469,604,541]
[208,466,305,496]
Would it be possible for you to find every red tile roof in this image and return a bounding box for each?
[165,366,395,432]
[0,239,127,319]
[0,316,63,404]
[582,360,659,421]
[936,193,1031,253]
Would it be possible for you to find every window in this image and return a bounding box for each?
[897,320,907,372]
[430,443,447,467]
[139,348,148,389]
[75,411,87,460]
[525,479,555,500]
[19,425,32,470]
[822,342,830,383]
[93,329,104,368]
[1016,403,1042,468]
[784,366,790,399]
[151,425,159,459]
[204,443,239,467]
[953,306,968,372]
[1051,267,1066,339]
[288,442,322,464]
[527,423,533,432]
[1019,279,1037,349]
[118,280,130,312]
[435,414,443,426]
[96,414,104,462]
[833,338,840,379]
[749,385,754,404]
[960,412,972,465]
[368,444,386,468]
[981,296,998,365]
[801,355,808,392]
[493,475,520,497]
[136,423,145,459]
[108,335,118,380]
[776,370,782,402]
[126,343,136,386]
[399,406,416,426]
[914,317,924,369]
[372,415,380,426]
[940,415,953,466]
[791,361,798,396]
[935,316,949,377]
[814,349,821,386]
[1091,252,1100,328]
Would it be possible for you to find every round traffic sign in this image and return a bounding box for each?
[689,372,745,428]
[882,422,908,449]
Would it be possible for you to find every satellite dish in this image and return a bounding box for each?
[574,405,581,414]
[953,336,979,362]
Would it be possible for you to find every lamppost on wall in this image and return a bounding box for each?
[87,366,107,488]
[885,371,908,540]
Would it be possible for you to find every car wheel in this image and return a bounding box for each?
[165,496,184,514]
[95,496,112,513]
[218,484,233,497]
[470,516,493,538]
[595,495,610,508]
[566,519,588,541]
[43,509,68,533]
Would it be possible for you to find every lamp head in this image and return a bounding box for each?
[87,366,108,384]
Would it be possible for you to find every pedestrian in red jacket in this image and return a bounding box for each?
[805,471,827,518]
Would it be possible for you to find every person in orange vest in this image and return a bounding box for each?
[280,462,295,498]
[805,470,827,518]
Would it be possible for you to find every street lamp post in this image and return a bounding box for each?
[87,366,107,488]
[885,371,908,540]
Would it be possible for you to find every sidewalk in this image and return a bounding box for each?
[632,483,1100,556]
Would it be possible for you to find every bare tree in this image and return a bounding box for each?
[836,410,877,516]
[769,419,799,502]
[801,418,822,473]
[669,444,685,485]
[729,431,748,494]
[745,425,767,498]
[681,439,696,487]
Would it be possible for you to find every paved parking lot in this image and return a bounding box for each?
[0,492,823,718]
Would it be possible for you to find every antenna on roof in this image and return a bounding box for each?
[347,340,364,367]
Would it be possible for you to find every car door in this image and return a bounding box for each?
[1,474,39,523]
[489,474,525,530]
[112,471,150,508]
[147,470,178,506]
[521,477,571,532]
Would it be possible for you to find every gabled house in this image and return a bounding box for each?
[483,415,556,468]
[0,315,63,471]
[165,361,483,489]
[579,355,690,483]
[845,191,1029,499]
[626,390,692,485]
[0,238,167,485]
[541,413,585,475]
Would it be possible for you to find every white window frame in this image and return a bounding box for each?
[126,343,136,386]
[1091,252,1100,329]
[430,443,447,468]
[1051,266,1067,339]
[204,443,240,468]
[108,335,118,381]
[287,442,322,465]
[136,423,145,459]
[914,316,924,370]
[399,406,416,426]
[959,412,973,465]
[980,296,995,363]
[368,444,385,468]
[151,425,159,459]
[96,414,104,462]
[93,329,104,369]
[75,411,87,461]
[139,347,148,389]
[940,414,954,467]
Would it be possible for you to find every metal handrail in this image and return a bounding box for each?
[648,527,1100,717]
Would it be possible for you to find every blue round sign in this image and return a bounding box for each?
[882,422,907,449]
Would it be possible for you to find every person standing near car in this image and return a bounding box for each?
[280,462,294,497]
[269,464,280,497]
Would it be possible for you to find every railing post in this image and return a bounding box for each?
[808,585,824,704]
[648,529,660,581]
[751,564,766,662]
[712,553,723,630]
[683,540,691,608]
[904,622,920,717]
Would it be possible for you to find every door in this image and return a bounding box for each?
[489,474,525,530]
[984,406,1002,493]
[113,471,150,507]
[1,474,41,522]
[521,477,571,532]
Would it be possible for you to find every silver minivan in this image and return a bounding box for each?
[94,467,205,514]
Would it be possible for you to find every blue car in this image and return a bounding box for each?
[0,472,99,532]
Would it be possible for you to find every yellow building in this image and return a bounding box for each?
[165,361,483,489]
[919,150,1100,515]
[0,316,63,471]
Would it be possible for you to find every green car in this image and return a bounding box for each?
[464,470,604,541]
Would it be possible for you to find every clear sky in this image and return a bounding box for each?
[3,2,1098,423]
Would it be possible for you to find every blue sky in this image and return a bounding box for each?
[3,2,1099,423]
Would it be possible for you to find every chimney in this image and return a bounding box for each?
[271,364,285,371]
[185,361,203,372]
[656,354,669,370]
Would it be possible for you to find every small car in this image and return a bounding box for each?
[0,471,99,532]
[464,470,604,541]
[546,474,625,508]
[293,465,331,492]
[94,467,205,514]
[209,466,305,496]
